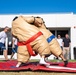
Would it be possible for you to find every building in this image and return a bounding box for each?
[0,12,76,60]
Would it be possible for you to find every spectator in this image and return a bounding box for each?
[0,26,9,60]
[55,35,63,60]
[57,35,63,50]
[10,37,18,59]
[63,34,71,60]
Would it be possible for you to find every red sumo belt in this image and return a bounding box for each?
[18,31,43,56]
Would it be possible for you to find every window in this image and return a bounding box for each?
[57,30,69,38]
[50,30,55,35]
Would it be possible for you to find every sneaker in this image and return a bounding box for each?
[39,60,50,66]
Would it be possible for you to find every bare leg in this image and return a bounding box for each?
[3,50,8,60]
[59,53,68,67]
[59,53,66,61]
[10,52,14,59]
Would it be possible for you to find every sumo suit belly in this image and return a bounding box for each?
[39,28,62,57]
[12,16,51,63]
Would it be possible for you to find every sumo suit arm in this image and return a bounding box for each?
[21,16,41,27]
[21,16,35,24]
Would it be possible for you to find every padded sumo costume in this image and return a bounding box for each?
[33,17,62,57]
[11,16,51,63]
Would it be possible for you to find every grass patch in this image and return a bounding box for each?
[0,59,76,62]
[29,59,76,62]
[0,60,6,62]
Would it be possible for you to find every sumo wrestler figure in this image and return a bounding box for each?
[11,16,51,67]
[27,16,68,66]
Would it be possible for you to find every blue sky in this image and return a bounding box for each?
[0,0,76,14]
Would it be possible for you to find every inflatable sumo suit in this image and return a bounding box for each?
[33,17,62,57]
[11,16,51,63]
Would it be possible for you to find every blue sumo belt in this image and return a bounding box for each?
[47,35,55,43]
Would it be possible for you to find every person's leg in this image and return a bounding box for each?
[63,47,67,59]
[14,45,18,53]
[59,53,66,61]
[10,52,14,59]
[12,45,18,59]
[0,43,8,60]
[59,47,68,66]
[66,47,70,60]
[10,47,17,59]
[59,53,68,66]
[3,50,8,60]
[16,46,31,67]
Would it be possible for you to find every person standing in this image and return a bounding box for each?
[55,35,63,60]
[57,35,63,50]
[10,37,18,59]
[0,26,9,60]
[63,34,71,60]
